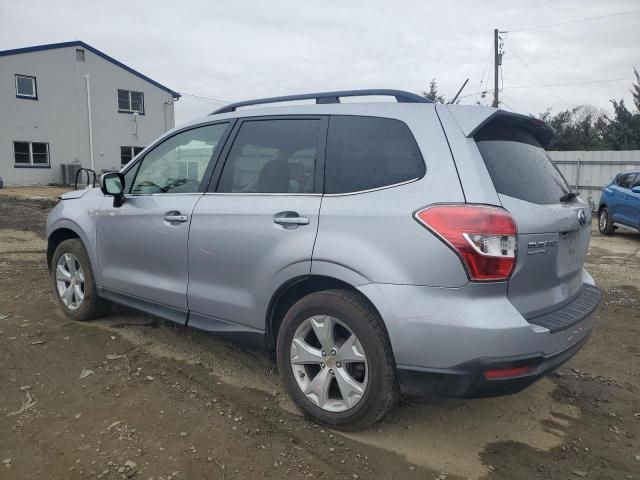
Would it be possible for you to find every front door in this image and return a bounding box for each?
[627,173,640,228]
[187,117,327,331]
[96,122,230,319]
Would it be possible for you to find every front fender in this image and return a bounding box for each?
[47,195,103,287]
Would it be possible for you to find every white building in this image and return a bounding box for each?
[0,41,180,185]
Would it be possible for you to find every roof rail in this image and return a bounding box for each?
[211,89,431,114]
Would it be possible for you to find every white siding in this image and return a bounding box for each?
[0,45,176,185]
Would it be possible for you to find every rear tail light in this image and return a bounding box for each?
[414,204,517,282]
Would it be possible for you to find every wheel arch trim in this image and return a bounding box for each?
[264,274,385,352]
[47,219,102,287]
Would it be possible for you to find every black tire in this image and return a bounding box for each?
[276,289,399,431]
[51,238,110,321]
[598,207,615,235]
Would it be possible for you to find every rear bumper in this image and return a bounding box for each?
[397,331,591,398]
[358,272,599,397]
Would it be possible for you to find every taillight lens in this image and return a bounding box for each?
[414,205,517,282]
[484,365,535,379]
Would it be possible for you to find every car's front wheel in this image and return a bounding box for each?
[277,289,398,430]
[51,238,109,321]
[598,207,615,235]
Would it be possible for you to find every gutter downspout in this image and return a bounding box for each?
[84,75,95,171]
[164,97,175,132]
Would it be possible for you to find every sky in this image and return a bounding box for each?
[1,0,639,126]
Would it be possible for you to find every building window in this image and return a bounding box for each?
[117,89,144,114]
[76,49,85,62]
[15,75,37,99]
[120,146,145,165]
[13,141,50,167]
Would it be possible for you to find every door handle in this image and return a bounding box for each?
[273,214,310,226]
[163,212,188,223]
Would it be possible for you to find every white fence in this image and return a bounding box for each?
[548,150,640,211]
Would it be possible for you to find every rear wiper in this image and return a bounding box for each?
[559,191,579,203]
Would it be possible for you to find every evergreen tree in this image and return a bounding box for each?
[538,106,604,150]
[599,99,640,150]
[422,78,446,103]
[632,67,640,111]
[538,69,640,151]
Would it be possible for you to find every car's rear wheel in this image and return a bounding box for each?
[277,289,398,430]
[598,207,615,235]
[51,239,109,321]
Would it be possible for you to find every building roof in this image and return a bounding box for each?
[0,40,180,99]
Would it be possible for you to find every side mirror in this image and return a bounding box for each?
[100,172,126,207]
[632,186,640,194]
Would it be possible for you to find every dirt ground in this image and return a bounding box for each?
[0,186,72,202]
[0,195,638,480]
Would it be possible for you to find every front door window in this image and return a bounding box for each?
[130,123,228,194]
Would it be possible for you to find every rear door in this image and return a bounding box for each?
[473,118,592,318]
[186,116,327,331]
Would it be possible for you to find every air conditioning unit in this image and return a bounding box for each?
[61,163,83,186]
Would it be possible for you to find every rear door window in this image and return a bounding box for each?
[324,116,425,194]
[475,123,570,205]
[216,119,321,194]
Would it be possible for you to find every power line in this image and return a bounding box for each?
[503,77,633,89]
[503,8,640,33]
[457,75,631,102]
[500,91,529,113]
[504,43,572,108]
[179,91,229,104]
[498,100,514,112]
[478,45,493,93]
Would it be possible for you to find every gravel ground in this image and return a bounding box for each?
[0,195,638,480]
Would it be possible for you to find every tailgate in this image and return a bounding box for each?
[472,114,593,319]
[500,195,592,318]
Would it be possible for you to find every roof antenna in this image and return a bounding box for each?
[449,78,469,104]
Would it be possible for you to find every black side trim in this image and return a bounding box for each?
[98,287,187,325]
[188,312,266,349]
[527,284,600,333]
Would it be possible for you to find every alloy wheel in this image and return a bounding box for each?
[56,253,85,310]
[599,210,608,231]
[290,315,368,412]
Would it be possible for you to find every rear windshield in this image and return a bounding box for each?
[475,123,570,205]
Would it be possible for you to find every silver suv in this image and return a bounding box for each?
[47,89,600,429]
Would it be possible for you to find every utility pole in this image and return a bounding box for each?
[493,28,500,108]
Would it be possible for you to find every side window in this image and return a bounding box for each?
[217,119,321,193]
[15,75,37,99]
[130,123,228,194]
[123,162,139,192]
[617,174,632,189]
[117,89,145,114]
[324,116,425,194]
[630,173,640,189]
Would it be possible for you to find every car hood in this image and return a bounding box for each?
[60,188,100,200]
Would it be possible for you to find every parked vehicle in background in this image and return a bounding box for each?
[46,89,600,430]
[598,170,640,235]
